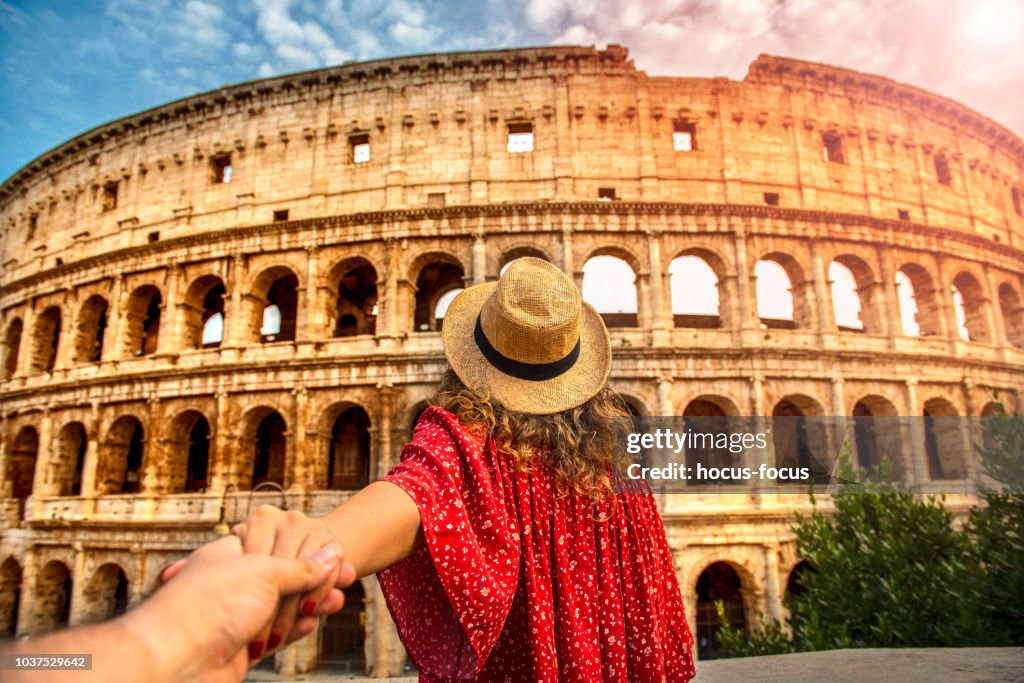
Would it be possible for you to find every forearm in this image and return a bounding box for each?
[321,480,422,578]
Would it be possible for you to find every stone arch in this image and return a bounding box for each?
[0,557,21,637]
[785,560,813,599]
[830,254,881,333]
[124,285,162,357]
[669,249,725,328]
[2,317,22,380]
[182,274,227,349]
[251,266,299,343]
[408,399,430,435]
[241,407,288,489]
[582,252,638,327]
[409,253,465,333]
[754,252,809,329]
[997,282,1024,348]
[328,257,378,338]
[54,421,88,496]
[73,294,109,363]
[923,397,965,480]
[325,404,371,490]
[771,395,828,484]
[951,271,991,343]
[80,562,130,624]
[896,263,942,337]
[31,305,62,373]
[851,395,903,478]
[319,577,367,672]
[7,426,39,499]
[617,393,649,417]
[694,561,750,660]
[33,560,72,633]
[683,396,741,479]
[498,245,553,277]
[165,410,212,494]
[97,415,145,495]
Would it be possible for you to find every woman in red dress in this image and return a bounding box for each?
[234,257,696,681]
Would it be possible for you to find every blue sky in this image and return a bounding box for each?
[3,0,1023,182]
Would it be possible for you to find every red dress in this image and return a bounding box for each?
[378,406,696,682]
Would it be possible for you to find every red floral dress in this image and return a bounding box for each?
[378,406,696,682]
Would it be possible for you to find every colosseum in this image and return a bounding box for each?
[0,44,1022,675]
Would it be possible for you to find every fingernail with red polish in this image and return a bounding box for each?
[248,641,264,659]
[301,600,317,616]
[267,634,282,650]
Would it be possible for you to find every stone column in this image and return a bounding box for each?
[79,403,102,505]
[30,409,54,505]
[14,305,35,377]
[764,545,784,623]
[647,230,671,343]
[300,245,319,342]
[0,416,9,498]
[209,391,232,491]
[130,549,147,607]
[657,378,674,416]
[158,267,183,355]
[68,545,88,626]
[830,377,847,474]
[383,239,402,339]
[140,398,164,495]
[224,255,247,347]
[53,301,75,371]
[733,229,755,332]
[810,243,832,343]
[471,232,487,285]
[561,229,574,287]
[878,245,903,346]
[905,380,926,489]
[375,385,394,478]
[367,576,405,676]
[289,387,308,491]
[15,550,37,636]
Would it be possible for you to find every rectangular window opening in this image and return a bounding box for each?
[148,231,160,243]
[350,134,370,164]
[427,192,446,207]
[673,121,697,152]
[28,213,39,239]
[102,181,119,211]
[934,155,951,186]
[763,192,780,206]
[212,155,233,183]
[273,209,290,222]
[507,122,534,153]
[598,188,617,202]
[898,209,910,221]
[1011,187,1021,216]
[822,132,845,164]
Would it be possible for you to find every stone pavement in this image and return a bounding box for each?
[246,647,1024,682]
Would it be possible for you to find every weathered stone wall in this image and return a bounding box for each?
[1,45,1022,674]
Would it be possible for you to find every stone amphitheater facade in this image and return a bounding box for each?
[1,45,1022,674]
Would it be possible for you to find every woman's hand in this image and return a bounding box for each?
[230,505,356,660]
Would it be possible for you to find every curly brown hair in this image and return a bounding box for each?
[428,368,632,507]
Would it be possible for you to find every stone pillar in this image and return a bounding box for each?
[68,545,88,626]
[300,245,319,341]
[130,549,147,607]
[53,301,75,371]
[878,246,903,346]
[561,229,574,287]
[647,230,671,342]
[733,230,755,332]
[224,255,247,347]
[14,305,35,377]
[210,392,232,491]
[810,243,832,343]
[366,576,405,677]
[289,387,308,491]
[471,232,487,285]
[158,267,182,355]
[15,550,37,636]
[383,239,402,339]
[657,378,674,416]
[830,377,847,474]
[79,403,102,503]
[30,409,54,504]
[764,545,784,623]
[905,380,926,488]
[375,385,394,478]
[961,380,979,484]
[0,416,10,498]
[140,398,164,495]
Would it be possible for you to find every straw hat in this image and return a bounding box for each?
[441,257,612,415]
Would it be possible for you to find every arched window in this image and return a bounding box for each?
[74,295,109,363]
[331,260,378,338]
[183,276,226,349]
[771,397,828,484]
[413,260,464,332]
[7,427,39,500]
[166,411,211,494]
[897,264,942,337]
[829,261,863,331]
[696,562,746,660]
[582,255,638,327]
[499,248,550,277]
[319,581,366,672]
[251,411,287,488]
[895,271,920,336]
[55,422,88,497]
[998,283,1024,348]
[755,260,795,328]
[253,270,298,343]
[328,407,371,490]
[124,286,162,357]
[923,398,964,480]
[669,256,720,328]
[852,397,901,477]
[434,288,462,329]
[2,318,22,380]
[98,416,145,495]
[82,564,130,624]
[951,272,990,343]
[32,306,62,373]
[0,558,21,638]
[202,312,224,346]
[35,561,72,632]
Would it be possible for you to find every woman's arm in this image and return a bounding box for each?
[321,480,423,578]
